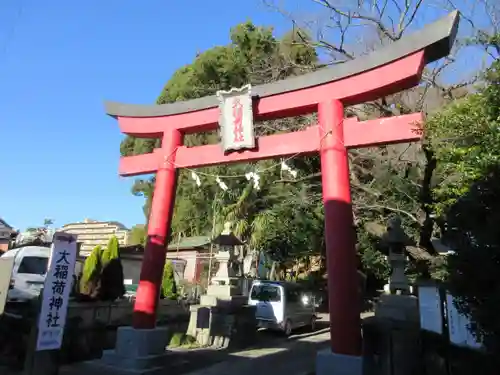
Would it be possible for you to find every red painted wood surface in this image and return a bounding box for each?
[115,51,424,137]
[319,99,361,355]
[132,130,182,329]
[118,45,427,356]
[118,113,423,176]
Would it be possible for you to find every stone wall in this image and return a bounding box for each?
[187,303,257,349]
[60,299,189,363]
[66,299,188,328]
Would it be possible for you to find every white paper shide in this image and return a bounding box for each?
[217,84,256,153]
[36,233,77,351]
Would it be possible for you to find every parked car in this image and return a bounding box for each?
[248,280,316,336]
[1,246,50,302]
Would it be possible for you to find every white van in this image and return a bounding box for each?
[1,246,50,302]
[248,280,316,336]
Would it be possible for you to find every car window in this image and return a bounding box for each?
[17,256,48,275]
[286,288,300,303]
[250,284,281,302]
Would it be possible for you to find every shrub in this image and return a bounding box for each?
[100,249,111,265]
[79,245,102,295]
[98,258,126,301]
[161,261,178,300]
[107,235,120,259]
[168,332,197,348]
[130,225,147,246]
[97,236,124,301]
[101,235,120,266]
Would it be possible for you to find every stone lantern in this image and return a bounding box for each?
[207,222,245,298]
[373,216,420,367]
[381,216,412,295]
[188,222,257,348]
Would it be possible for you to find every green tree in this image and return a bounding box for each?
[424,56,500,351]
[43,218,53,227]
[445,165,500,352]
[119,3,498,288]
[130,225,147,246]
[356,230,390,289]
[108,235,120,259]
[263,0,499,284]
[120,22,318,239]
[427,62,500,216]
[101,235,120,266]
[250,192,325,277]
[130,179,155,226]
[98,236,125,301]
[161,261,178,300]
[79,245,102,295]
[101,248,111,265]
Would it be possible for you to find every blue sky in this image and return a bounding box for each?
[0,0,293,230]
[0,1,492,231]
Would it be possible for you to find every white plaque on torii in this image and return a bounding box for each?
[216,84,256,153]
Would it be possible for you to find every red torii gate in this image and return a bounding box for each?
[105,11,458,368]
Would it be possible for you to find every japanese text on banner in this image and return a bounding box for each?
[35,234,77,351]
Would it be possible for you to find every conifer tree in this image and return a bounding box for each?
[79,245,102,295]
[101,235,120,266]
[161,261,178,300]
[108,235,120,259]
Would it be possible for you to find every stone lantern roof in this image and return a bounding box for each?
[211,222,244,247]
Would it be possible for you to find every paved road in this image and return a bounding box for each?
[61,316,332,375]
[55,314,332,375]
[180,328,330,375]
[7,313,371,375]
[179,312,373,375]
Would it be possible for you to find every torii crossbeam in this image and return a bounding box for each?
[105,10,458,371]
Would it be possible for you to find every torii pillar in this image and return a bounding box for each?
[105,12,458,375]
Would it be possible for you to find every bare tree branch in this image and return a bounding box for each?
[356,204,420,222]
[261,0,498,260]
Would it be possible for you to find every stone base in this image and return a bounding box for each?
[316,350,363,375]
[186,303,256,348]
[81,326,171,375]
[363,316,420,375]
[200,294,248,307]
[375,294,419,322]
[206,283,240,298]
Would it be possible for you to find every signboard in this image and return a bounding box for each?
[216,84,256,153]
[0,256,15,315]
[418,285,443,334]
[35,232,77,351]
[446,293,482,349]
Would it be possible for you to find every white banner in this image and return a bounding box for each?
[446,293,482,349]
[418,286,443,334]
[36,232,77,351]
